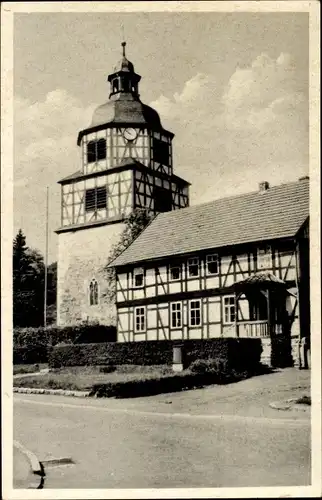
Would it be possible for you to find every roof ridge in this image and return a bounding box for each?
[156,178,309,218]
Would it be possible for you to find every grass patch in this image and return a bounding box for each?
[13,365,174,391]
[13,363,262,397]
[13,363,48,375]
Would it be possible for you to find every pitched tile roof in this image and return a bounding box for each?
[109,178,309,267]
[234,272,287,291]
[58,170,83,183]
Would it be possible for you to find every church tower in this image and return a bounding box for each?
[56,43,190,325]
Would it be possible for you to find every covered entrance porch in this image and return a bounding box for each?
[230,273,294,367]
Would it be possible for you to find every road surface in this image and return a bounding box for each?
[14,391,310,489]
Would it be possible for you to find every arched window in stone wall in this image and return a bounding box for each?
[89,278,99,306]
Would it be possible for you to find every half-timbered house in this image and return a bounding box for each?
[109,178,310,366]
[56,43,189,325]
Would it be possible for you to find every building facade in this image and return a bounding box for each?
[56,43,189,325]
[109,178,310,366]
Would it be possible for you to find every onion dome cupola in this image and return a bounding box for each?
[108,42,141,97]
[85,42,163,132]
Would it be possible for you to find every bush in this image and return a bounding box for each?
[13,324,117,364]
[49,338,262,371]
[13,346,49,365]
[295,395,311,405]
[90,368,253,399]
[14,324,116,348]
[190,358,229,375]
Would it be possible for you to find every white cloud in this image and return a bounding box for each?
[15,90,95,161]
[151,52,308,204]
[221,52,307,130]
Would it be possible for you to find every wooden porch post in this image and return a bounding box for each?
[235,293,239,337]
[267,288,271,338]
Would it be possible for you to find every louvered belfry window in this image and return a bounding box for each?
[87,139,107,163]
[154,186,172,213]
[153,138,169,165]
[85,186,107,212]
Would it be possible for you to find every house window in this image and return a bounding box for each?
[89,279,99,306]
[154,186,172,213]
[152,138,169,165]
[171,302,182,328]
[134,306,146,332]
[170,265,181,281]
[189,300,201,327]
[206,254,219,275]
[257,245,271,270]
[133,268,144,288]
[87,138,107,163]
[85,186,107,212]
[188,257,199,277]
[223,296,236,324]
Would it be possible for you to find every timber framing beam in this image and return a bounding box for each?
[116,280,297,309]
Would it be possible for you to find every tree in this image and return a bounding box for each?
[13,229,29,288]
[104,209,154,301]
[13,229,45,327]
[110,208,154,260]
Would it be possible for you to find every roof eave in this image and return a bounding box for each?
[108,233,301,269]
[77,123,175,145]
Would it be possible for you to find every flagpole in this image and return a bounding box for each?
[44,186,49,328]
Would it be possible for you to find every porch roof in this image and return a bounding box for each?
[232,272,287,292]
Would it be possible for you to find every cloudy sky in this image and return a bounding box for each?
[14,11,309,262]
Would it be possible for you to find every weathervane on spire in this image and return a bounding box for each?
[121,24,126,57]
[122,41,126,58]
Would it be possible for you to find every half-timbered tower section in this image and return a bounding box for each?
[56,43,189,325]
[109,178,309,366]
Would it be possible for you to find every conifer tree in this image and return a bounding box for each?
[13,229,45,326]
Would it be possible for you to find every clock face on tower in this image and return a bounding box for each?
[123,128,138,142]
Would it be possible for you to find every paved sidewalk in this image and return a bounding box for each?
[14,368,49,379]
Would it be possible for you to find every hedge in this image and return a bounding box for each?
[13,324,117,364]
[49,338,262,370]
[13,346,50,365]
[90,369,253,398]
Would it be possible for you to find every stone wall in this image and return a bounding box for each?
[291,337,300,367]
[260,338,271,366]
[261,336,298,367]
[57,222,125,326]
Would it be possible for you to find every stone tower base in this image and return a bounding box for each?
[57,222,125,326]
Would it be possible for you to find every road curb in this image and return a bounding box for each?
[42,457,74,466]
[13,387,90,397]
[269,399,310,412]
[13,440,45,489]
